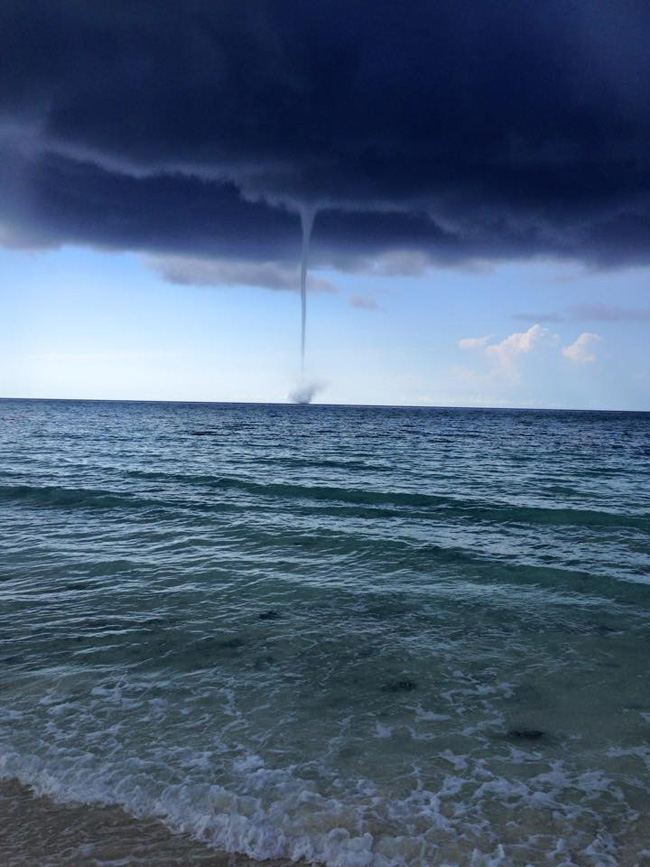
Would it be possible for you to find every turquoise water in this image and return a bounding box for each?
[1,399,649,866]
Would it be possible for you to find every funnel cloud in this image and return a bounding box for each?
[298,206,317,373]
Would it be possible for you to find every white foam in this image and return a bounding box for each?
[2,666,649,867]
[414,705,451,723]
[3,736,646,867]
[374,722,393,739]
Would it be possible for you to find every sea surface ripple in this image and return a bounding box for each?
[0,400,649,866]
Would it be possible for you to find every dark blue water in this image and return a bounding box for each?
[1,400,649,866]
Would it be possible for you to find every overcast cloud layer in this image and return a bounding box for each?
[2,0,650,283]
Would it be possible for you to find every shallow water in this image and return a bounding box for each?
[1,399,649,866]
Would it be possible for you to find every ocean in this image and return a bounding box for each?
[0,398,649,866]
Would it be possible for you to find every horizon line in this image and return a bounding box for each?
[0,396,647,414]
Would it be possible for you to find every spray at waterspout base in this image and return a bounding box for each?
[289,381,325,405]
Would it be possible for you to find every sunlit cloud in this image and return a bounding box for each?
[562,332,602,363]
[458,334,493,351]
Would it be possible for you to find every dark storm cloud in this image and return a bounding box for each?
[2,0,650,279]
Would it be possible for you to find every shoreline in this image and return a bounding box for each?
[0,778,294,867]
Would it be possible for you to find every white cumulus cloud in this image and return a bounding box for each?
[484,324,557,374]
[562,332,602,363]
[458,334,493,350]
[457,324,559,382]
